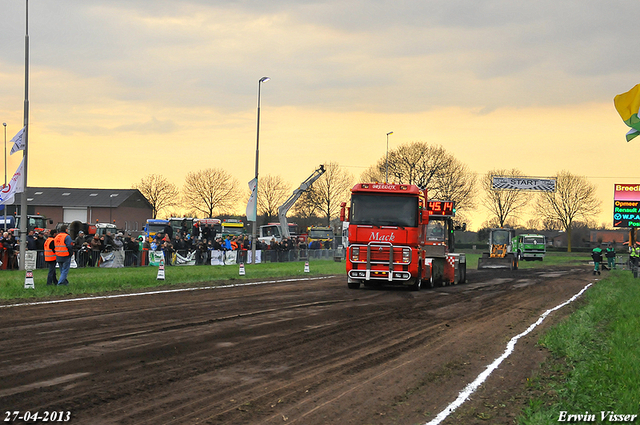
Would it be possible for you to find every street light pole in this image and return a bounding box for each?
[251,76,269,264]
[385,131,393,183]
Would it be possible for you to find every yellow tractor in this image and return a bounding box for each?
[477,228,519,270]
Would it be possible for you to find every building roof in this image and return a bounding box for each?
[13,187,152,209]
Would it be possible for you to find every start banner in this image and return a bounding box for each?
[492,176,556,192]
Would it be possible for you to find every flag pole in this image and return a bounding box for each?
[19,0,29,271]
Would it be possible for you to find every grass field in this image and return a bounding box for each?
[0,259,347,301]
[518,270,640,424]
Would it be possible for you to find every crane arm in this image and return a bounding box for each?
[278,164,325,238]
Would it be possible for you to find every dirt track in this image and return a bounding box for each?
[0,265,595,425]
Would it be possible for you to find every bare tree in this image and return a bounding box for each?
[362,141,476,212]
[298,162,353,226]
[255,175,291,223]
[132,174,179,219]
[536,171,601,252]
[481,169,532,228]
[182,168,240,218]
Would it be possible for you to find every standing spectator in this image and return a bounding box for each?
[163,223,174,241]
[90,235,101,267]
[35,231,46,268]
[26,230,37,251]
[591,244,603,276]
[54,224,74,285]
[605,244,616,270]
[113,233,124,251]
[44,229,58,285]
[630,242,640,272]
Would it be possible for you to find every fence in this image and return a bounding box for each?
[0,247,345,270]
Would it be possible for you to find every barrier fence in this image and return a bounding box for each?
[0,247,345,270]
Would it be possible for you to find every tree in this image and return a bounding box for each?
[182,168,240,218]
[132,174,179,219]
[361,141,476,212]
[255,175,291,223]
[297,162,353,226]
[481,168,532,228]
[536,171,601,252]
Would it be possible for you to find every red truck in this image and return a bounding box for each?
[341,183,466,290]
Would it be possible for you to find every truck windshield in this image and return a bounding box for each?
[147,224,167,235]
[262,226,281,237]
[222,226,244,236]
[523,237,544,245]
[309,229,333,239]
[492,230,511,245]
[350,195,418,227]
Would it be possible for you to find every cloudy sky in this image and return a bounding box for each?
[1,0,639,229]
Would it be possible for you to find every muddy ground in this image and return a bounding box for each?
[0,265,596,425]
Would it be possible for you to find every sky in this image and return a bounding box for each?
[1,0,639,230]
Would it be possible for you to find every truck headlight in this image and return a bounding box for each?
[402,248,411,263]
[351,246,360,261]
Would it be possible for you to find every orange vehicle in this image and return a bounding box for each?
[341,183,466,290]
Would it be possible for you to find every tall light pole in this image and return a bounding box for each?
[385,131,393,183]
[3,122,6,231]
[251,76,269,264]
[19,0,30,271]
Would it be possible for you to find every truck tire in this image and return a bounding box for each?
[458,263,467,284]
[348,281,361,289]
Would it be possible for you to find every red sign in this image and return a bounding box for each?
[426,200,455,217]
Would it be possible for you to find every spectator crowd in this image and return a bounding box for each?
[1,224,337,270]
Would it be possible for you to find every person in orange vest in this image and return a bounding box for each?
[54,224,74,285]
[44,229,58,285]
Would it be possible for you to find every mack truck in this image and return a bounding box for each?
[477,228,519,270]
[341,183,466,290]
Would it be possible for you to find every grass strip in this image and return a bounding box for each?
[518,271,640,424]
[0,260,347,301]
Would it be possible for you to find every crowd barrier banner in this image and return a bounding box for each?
[149,251,164,266]
[247,250,262,264]
[224,251,237,265]
[176,251,196,266]
[99,250,125,268]
[210,250,224,266]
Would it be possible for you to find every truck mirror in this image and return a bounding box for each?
[340,202,346,222]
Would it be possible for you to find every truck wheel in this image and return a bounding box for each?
[458,263,467,284]
[348,281,361,289]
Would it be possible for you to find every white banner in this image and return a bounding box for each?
[149,251,164,266]
[492,176,556,192]
[224,251,237,265]
[246,178,257,222]
[210,250,224,266]
[247,250,262,264]
[176,251,196,266]
[0,158,25,205]
[100,251,124,268]
[9,127,25,155]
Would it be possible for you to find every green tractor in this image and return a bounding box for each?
[477,228,519,270]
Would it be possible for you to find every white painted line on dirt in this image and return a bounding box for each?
[424,281,594,425]
[0,276,336,309]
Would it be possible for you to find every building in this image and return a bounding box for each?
[6,188,153,235]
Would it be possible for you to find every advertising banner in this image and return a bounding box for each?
[613,184,640,227]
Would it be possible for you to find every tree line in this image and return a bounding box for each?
[134,141,601,251]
